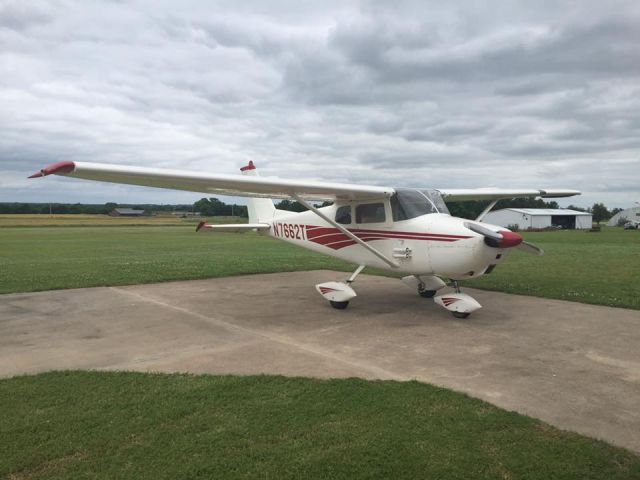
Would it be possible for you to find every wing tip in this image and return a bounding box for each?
[196,221,207,232]
[28,161,75,179]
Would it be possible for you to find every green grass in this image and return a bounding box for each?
[0,223,638,309]
[0,214,245,227]
[0,226,351,294]
[467,228,640,309]
[1,371,638,480]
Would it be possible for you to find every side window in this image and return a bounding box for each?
[356,203,386,224]
[335,206,352,224]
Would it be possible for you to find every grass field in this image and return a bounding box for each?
[466,227,640,309]
[0,214,245,227]
[1,371,639,480]
[1,216,638,308]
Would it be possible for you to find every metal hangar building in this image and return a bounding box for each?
[483,208,593,230]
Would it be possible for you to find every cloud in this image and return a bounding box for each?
[1,0,639,207]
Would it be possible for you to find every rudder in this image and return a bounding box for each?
[240,161,276,223]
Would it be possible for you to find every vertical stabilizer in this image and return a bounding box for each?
[240,161,276,223]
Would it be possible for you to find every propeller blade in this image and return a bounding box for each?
[464,222,523,248]
[517,241,544,256]
[464,222,502,241]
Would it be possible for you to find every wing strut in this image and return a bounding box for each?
[475,200,499,222]
[292,195,399,268]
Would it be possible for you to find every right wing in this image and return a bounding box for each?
[28,161,393,202]
[438,188,581,202]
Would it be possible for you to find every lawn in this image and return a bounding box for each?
[0,224,351,294]
[466,227,640,309]
[1,371,639,480]
[0,213,244,227]
[0,218,638,309]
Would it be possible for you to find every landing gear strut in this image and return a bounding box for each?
[316,265,365,310]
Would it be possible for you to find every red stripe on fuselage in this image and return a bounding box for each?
[302,225,471,250]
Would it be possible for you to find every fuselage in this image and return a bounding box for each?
[261,204,511,281]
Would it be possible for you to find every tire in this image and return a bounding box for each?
[330,300,349,310]
[419,290,437,298]
[452,311,470,319]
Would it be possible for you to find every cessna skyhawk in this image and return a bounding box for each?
[29,160,579,318]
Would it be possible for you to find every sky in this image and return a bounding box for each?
[1,0,639,208]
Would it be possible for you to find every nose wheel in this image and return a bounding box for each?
[419,288,437,298]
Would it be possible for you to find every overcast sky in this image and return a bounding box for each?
[1,0,639,207]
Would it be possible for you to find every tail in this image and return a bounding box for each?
[240,161,276,223]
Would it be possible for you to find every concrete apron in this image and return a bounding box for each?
[1,270,639,453]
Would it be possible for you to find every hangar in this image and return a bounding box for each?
[109,208,146,217]
[483,208,593,230]
[607,206,640,227]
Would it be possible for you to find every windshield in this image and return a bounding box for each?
[420,189,450,215]
[391,188,450,221]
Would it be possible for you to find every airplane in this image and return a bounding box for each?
[29,160,580,318]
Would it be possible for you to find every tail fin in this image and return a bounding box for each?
[240,161,276,223]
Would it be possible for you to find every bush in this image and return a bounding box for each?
[507,224,520,232]
[617,217,629,227]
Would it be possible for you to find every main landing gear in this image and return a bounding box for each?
[315,265,365,310]
[402,275,482,319]
[316,269,482,318]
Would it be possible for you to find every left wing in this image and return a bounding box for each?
[438,188,580,202]
[29,161,393,202]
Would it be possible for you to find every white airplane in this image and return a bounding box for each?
[30,160,580,318]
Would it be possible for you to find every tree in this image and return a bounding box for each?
[591,203,610,225]
[275,199,307,212]
[567,204,587,212]
[610,207,624,217]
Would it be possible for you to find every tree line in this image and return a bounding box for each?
[0,202,196,215]
[0,199,624,223]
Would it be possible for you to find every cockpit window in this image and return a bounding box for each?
[356,203,386,223]
[391,188,450,221]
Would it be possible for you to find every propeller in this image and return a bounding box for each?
[517,241,544,256]
[464,222,543,255]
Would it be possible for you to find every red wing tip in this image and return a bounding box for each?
[196,221,206,232]
[28,160,75,179]
[240,160,256,172]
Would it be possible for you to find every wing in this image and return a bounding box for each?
[438,188,581,202]
[28,161,393,201]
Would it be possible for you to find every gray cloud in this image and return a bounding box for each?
[1,0,639,207]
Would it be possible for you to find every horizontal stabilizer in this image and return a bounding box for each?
[196,222,270,233]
